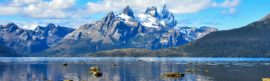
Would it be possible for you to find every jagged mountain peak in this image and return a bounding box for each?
[35,23,57,31]
[161,5,170,18]
[47,23,56,28]
[145,6,159,17]
[1,23,19,32]
[104,11,116,22]
[107,12,115,18]
[6,23,18,27]
[161,5,168,12]
[160,5,177,28]
[122,6,135,18]
[138,5,177,28]
[0,23,74,54]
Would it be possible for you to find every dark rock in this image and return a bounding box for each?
[145,6,159,18]
[122,6,135,18]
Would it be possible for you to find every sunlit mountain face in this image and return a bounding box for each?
[42,5,217,55]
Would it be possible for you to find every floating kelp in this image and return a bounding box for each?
[112,64,117,67]
[185,69,193,73]
[89,66,103,77]
[89,66,101,72]
[204,69,209,72]
[64,79,73,81]
[262,78,270,81]
[63,63,68,67]
[92,72,103,77]
[162,72,185,78]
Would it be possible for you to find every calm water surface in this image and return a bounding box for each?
[0,57,270,81]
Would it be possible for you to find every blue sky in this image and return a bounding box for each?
[0,0,270,30]
[176,0,270,30]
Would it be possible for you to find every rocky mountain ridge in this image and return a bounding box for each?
[44,5,217,55]
[0,23,74,55]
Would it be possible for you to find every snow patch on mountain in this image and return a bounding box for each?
[137,14,160,28]
[136,5,177,28]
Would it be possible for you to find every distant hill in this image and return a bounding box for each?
[179,16,270,57]
[84,13,270,57]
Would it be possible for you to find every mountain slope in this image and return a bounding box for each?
[44,6,217,55]
[0,44,18,57]
[0,38,18,57]
[180,17,270,57]
[0,23,74,55]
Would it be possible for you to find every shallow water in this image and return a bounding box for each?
[0,57,269,81]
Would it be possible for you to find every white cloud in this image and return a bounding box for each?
[49,0,75,9]
[0,0,241,18]
[220,0,240,8]
[86,0,142,14]
[87,0,212,14]
[166,0,212,14]
[87,0,240,14]
[212,0,240,14]
[0,0,241,29]
[0,0,76,18]
[0,6,20,15]
[0,0,89,29]
[23,0,75,18]
[12,0,41,6]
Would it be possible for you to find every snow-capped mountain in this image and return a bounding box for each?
[179,26,218,41]
[0,23,74,54]
[137,5,177,28]
[45,6,217,55]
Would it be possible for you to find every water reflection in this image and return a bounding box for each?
[0,58,269,81]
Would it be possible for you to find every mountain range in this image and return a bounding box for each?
[0,5,226,57]
[42,6,217,56]
[2,5,270,57]
[0,23,74,56]
[86,13,270,57]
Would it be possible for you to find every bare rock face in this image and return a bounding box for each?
[122,6,135,18]
[145,6,159,18]
[0,23,74,55]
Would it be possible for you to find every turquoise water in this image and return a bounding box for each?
[0,57,269,81]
